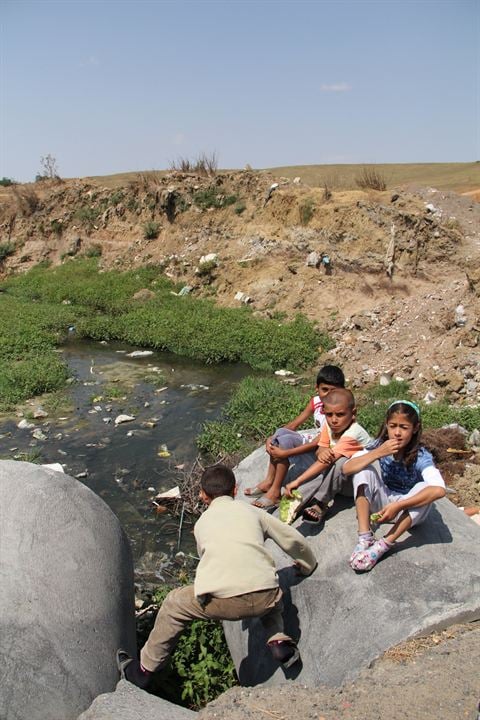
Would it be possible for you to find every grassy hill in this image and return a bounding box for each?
[86,162,480,193]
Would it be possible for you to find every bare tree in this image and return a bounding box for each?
[38,154,60,180]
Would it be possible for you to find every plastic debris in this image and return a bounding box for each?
[126,350,154,358]
[114,414,135,425]
[155,486,181,500]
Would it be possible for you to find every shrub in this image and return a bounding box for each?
[144,585,236,709]
[50,219,63,236]
[74,206,99,230]
[0,241,15,262]
[0,177,15,186]
[234,201,246,215]
[170,152,218,176]
[299,197,315,225]
[355,167,387,191]
[84,243,102,258]
[37,153,60,181]
[143,221,161,240]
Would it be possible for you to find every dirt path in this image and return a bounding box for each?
[200,623,480,720]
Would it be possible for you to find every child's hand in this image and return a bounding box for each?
[269,445,287,460]
[285,481,299,497]
[380,438,403,457]
[376,501,402,523]
[316,447,335,464]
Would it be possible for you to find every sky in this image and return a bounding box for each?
[1,0,479,182]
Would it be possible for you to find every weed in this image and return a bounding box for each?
[444,218,463,233]
[196,260,217,277]
[50,219,63,236]
[234,201,246,215]
[323,182,332,201]
[143,221,161,240]
[299,197,315,225]
[84,243,102,258]
[170,152,218,176]
[355,167,387,191]
[110,190,124,206]
[74,206,99,230]
[0,241,15,262]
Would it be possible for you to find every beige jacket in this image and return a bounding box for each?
[193,496,317,598]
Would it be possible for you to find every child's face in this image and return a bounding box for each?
[323,401,355,436]
[386,412,418,448]
[317,382,338,400]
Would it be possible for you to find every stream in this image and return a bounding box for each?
[0,339,254,582]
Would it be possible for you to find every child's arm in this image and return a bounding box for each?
[284,458,332,496]
[376,484,446,522]
[260,512,317,575]
[342,438,402,475]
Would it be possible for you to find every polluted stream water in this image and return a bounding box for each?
[0,339,254,584]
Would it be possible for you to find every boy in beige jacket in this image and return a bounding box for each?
[118,464,317,687]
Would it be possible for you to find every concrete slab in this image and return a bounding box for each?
[223,443,480,687]
[77,680,196,719]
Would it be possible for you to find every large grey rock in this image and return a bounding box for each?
[224,444,480,687]
[77,679,196,719]
[0,461,136,720]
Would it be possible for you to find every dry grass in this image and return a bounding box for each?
[383,623,476,662]
[75,162,480,194]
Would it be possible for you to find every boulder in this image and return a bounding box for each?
[77,679,196,720]
[223,443,480,687]
[0,461,136,720]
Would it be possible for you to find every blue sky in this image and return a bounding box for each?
[1,0,479,181]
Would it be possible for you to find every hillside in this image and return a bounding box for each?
[0,166,479,401]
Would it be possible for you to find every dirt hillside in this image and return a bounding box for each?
[1,170,479,401]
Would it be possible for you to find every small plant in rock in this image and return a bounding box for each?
[196,260,217,278]
[355,167,387,191]
[143,221,161,240]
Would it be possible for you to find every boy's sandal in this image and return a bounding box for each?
[244,486,266,497]
[251,496,279,510]
[302,503,327,524]
[116,649,133,680]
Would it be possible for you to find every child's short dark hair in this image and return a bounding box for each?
[316,365,345,388]
[201,464,236,499]
[323,388,355,411]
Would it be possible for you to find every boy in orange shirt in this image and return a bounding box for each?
[285,388,371,523]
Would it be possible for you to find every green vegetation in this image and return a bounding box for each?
[143,221,161,239]
[193,187,237,210]
[149,586,236,709]
[198,376,480,458]
[0,258,327,408]
[0,242,16,262]
[0,177,15,186]
[298,197,315,225]
[74,206,100,230]
[84,243,102,258]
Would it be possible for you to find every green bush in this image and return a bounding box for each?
[84,243,102,258]
[0,177,15,186]
[143,221,161,240]
[74,206,99,229]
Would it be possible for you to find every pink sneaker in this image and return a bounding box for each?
[349,534,375,567]
[350,538,392,572]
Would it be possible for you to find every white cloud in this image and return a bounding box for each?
[320,82,352,92]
